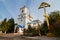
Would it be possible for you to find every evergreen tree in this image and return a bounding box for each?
[0,18,8,33]
[0,18,15,33]
[7,18,15,33]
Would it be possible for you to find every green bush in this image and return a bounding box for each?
[23,25,39,36]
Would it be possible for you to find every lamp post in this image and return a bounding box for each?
[38,2,50,32]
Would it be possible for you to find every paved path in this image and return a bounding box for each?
[24,36,60,40]
[0,33,60,40]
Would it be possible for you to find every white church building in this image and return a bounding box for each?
[14,6,41,35]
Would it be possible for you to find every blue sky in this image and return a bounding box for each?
[0,0,60,23]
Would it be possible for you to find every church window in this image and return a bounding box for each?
[22,10,24,13]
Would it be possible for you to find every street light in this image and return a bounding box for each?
[38,2,50,32]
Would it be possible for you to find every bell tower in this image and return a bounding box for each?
[18,6,32,29]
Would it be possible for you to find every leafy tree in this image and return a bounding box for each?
[49,11,60,25]
[23,25,38,36]
[49,11,60,36]
[0,18,15,33]
[40,21,48,35]
[41,11,60,36]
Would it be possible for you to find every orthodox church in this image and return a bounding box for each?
[14,6,41,35]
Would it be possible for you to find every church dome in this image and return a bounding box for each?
[29,14,33,18]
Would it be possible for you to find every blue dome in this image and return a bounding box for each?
[18,25,24,28]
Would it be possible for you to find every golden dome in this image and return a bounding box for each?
[29,15,33,18]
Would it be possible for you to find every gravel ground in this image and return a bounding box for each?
[0,33,60,40]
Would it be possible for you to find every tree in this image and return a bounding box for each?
[0,18,8,33]
[40,21,48,35]
[49,11,60,25]
[7,18,15,33]
[23,25,38,36]
[0,18,15,33]
[41,11,60,36]
[49,11,60,36]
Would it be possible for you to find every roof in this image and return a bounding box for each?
[27,20,41,24]
[17,25,24,28]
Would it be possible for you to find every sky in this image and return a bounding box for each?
[0,0,60,23]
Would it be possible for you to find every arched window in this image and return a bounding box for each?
[22,10,24,13]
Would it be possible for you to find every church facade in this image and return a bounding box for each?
[14,6,41,35]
